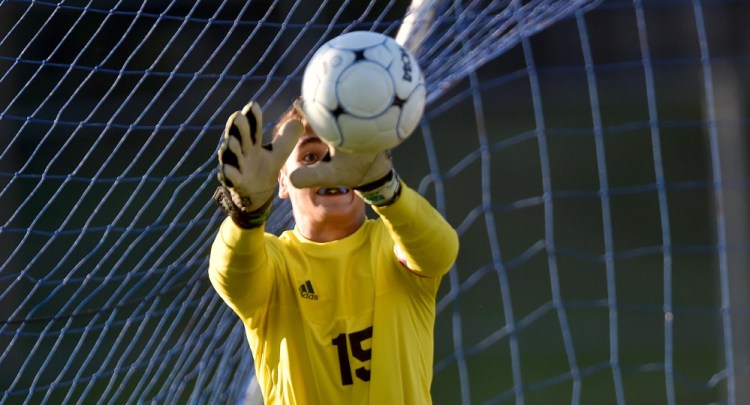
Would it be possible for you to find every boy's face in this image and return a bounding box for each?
[278,134,366,225]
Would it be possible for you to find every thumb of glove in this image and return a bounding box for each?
[269,119,304,173]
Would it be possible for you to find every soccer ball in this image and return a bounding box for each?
[300,31,425,154]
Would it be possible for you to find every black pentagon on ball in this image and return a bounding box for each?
[331,105,346,118]
[353,49,366,61]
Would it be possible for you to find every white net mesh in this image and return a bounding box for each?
[1,0,748,403]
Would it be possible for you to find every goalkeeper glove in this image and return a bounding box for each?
[214,101,303,228]
[289,148,401,206]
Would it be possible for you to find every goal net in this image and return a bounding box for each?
[1,0,748,403]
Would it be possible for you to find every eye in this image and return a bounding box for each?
[301,152,320,165]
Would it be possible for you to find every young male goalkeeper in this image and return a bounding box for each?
[209,100,459,404]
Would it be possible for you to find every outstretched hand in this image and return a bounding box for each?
[217,101,303,212]
[289,148,392,189]
[215,101,303,228]
[289,147,401,206]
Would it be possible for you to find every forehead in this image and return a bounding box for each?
[296,134,326,149]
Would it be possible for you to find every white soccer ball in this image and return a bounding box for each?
[300,31,426,154]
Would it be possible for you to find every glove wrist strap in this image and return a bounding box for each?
[213,186,273,229]
[354,170,402,206]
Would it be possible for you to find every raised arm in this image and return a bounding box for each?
[290,147,458,278]
[209,101,302,321]
[373,182,458,278]
[209,220,272,320]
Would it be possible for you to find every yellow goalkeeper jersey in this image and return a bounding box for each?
[209,184,459,404]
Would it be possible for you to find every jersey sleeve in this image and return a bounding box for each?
[372,182,459,278]
[208,217,278,323]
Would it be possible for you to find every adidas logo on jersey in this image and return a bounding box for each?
[298,280,318,300]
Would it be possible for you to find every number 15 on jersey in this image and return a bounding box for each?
[331,326,373,386]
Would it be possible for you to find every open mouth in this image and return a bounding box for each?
[316,187,350,196]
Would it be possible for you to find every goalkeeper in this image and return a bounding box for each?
[209,100,459,404]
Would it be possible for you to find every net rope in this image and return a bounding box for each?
[1,0,748,403]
